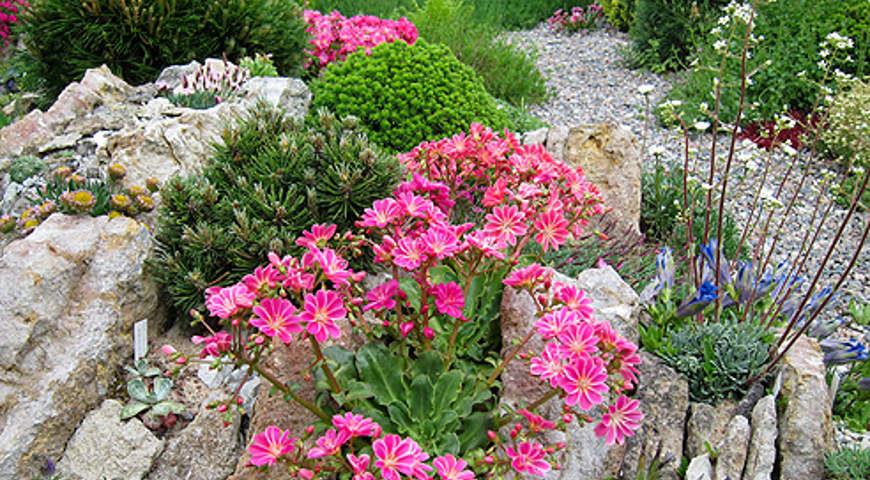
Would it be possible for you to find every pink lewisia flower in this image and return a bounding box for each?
[307,428,350,459]
[517,409,556,433]
[296,223,337,249]
[248,425,295,466]
[364,280,400,312]
[535,307,580,339]
[433,454,475,480]
[560,356,609,410]
[332,412,381,438]
[503,264,552,290]
[314,248,353,285]
[432,282,465,319]
[373,434,430,480]
[300,290,345,342]
[348,453,375,480]
[594,395,644,445]
[242,265,280,294]
[530,342,565,387]
[557,323,599,361]
[359,198,402,228]
[399,321,415,337]
[465,230,507,260]
[192,331,232,358]
[505,441,551,477]
[205,284,256,319]
[483,205,527,246]
[251,297,303,343]
[422,224,462,259]
[554,283,595,319]
[533,209,569,251]
[393,237,426,271]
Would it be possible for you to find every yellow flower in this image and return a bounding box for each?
[135,195,155,212]
[110,193,132,211]
[61,190,96,213]
[107,163,127,180]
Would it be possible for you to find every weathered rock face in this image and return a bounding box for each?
[0,214,160,477]
[499,267,641,479]
[147,394,241,480]
[714,414,750,480]
[744,395,777,480]
[620,353,689,480]
[685,400,737,459]
[562,123,641,233]
[58,399,164,480]
[686,454,713,480]
[777,336,833,479]
[242,77,312,118]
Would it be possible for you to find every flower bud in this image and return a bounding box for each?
[305,425,315,435]
[217,404,228,413]
[145,177,160,192]
[562,413,573,424]
[422,327,435,340]
[107,163,127,180]
[487,430,498,441]
[483,456,494,465]
[53,165,72,179]
[176,356,187,365]
[160,344,177,356]
[298,469,314,480]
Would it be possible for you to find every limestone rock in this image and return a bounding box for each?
[0,66,133,161]
[522,127,548,146]
[562,123,641,233]
[58,400,163,480]
[546,125,569,161]
[569,267,640,343]
[620,353,689,479]
[147,395,241,480]
[155,60,202,90]
[685,400,737,459]
[686,455,713,480]
[744,395,777,480]
[714,415,750,480]
[778,336,833,479]
[103,101,246,187]
[242,77,311,119]
[0,214,161,477]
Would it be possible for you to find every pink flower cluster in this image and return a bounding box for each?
[304,9,418,71]
[509,265,644,446]
[0,1,26,48]
[547,3,603,33]
[248,413,476,480]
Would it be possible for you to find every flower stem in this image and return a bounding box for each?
[487,328,536,387]
[237,351,331,423]
[309,334,342,395]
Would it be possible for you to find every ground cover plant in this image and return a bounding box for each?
[151,106,400,316]
[309,40,509,152]
[161,124,646,478]
[16,0,306,100]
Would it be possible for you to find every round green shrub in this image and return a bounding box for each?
[310,40,510,153]
[599,0,635,31]
[9,155,46,183]
[151,106,401,315]
[18,0,306,99]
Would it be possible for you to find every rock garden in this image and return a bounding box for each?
[0,1,867,479]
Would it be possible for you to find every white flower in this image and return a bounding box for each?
[825,32,854,50]
[649,145,667,157]
[637,84,655,95]
[780,144,798,156]
[693,121,711,131]
[714,39,728,53]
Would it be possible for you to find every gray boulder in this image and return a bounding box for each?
[743,395,777,480]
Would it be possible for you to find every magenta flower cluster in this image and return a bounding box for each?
[166,124,642,478]
[0,0,26,49]
[303,9,418,72]
[547,3,603,33]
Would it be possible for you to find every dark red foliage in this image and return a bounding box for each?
[738,110,819,151]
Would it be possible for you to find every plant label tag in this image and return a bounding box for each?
[134,319,148,361]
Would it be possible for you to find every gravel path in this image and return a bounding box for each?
[507,25,867,315]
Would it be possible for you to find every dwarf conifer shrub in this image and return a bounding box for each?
[151,107,400,315]
[18,0,306,99]
[310,40,509,152]
[599,0,635,31]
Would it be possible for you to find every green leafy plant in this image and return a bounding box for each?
[641,162,739,258]
[833,358,870,433]
[310,40,509,152]
[825,447,870,480]
[408,0,549,107]
[121,359,186,430]
[240,53,279,77]
[17,0,306,100]
[165,91,220,110]
[628,0,728,72]
[664,0,868,124]
[599,0,635,31]
[9,155,46,183]
[150,106,400,316]
[499,100,548,132]
[644,317,773,402]
[316,344,494,456]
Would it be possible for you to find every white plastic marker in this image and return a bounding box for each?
[134,319,148,361]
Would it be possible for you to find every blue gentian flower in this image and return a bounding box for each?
[676,281,719,318]
[821,338,868,365]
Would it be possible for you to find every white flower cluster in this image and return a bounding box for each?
[825,32,854,51]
